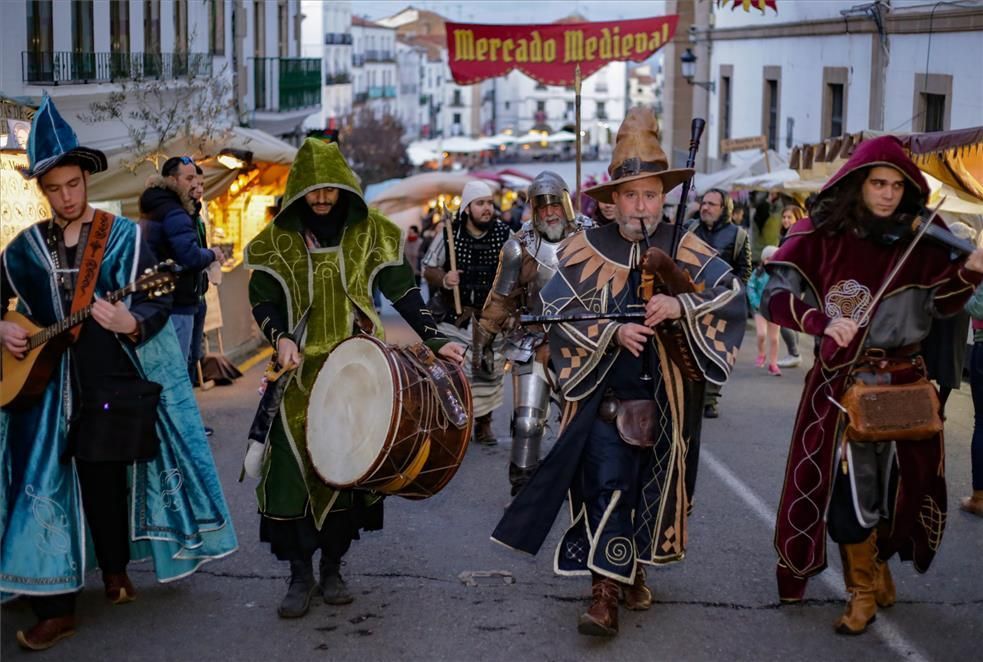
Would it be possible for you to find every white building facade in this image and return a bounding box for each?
[2,0,320,149]
[351,16,397,120]
[700,1,983,167]
[491,63,627,152]
[301,0,352,131]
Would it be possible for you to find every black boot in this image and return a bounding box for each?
[508,462,535,497]
[278,559,320,618]
[319,556,354,605]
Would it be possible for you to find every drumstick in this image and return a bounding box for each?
[444,205,463,316]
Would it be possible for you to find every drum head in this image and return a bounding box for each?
[307,337,395,487]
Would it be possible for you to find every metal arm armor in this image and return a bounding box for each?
[492,237,525,296]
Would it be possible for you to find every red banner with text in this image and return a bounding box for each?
[446,16,678,86]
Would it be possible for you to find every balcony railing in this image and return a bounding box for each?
[354,91,368,104]
[325,71,351,85]
[352,54,365,67]
[383,86,396,98]
[368,86,384,99]
[253,57,321,113]
[325,33,353,46]
[365,50,395,63]
[22,51,211,85]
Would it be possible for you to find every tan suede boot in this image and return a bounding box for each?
[578,573,620,636]
[621,565,653,611]
[873,556,896,608]
[834,532,878,635]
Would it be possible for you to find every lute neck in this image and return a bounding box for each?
[27,284,133,350]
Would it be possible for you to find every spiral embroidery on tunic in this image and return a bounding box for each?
[824,279,873,326]
[157,468,185,514]
[604,536,633,567]
[26,485,73,564]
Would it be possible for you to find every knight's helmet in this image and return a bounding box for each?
[527,171,575,222]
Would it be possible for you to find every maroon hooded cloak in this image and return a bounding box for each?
[762,136,982,596]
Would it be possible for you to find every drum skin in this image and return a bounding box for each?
[307,335,472,499]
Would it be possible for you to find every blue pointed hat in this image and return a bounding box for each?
[18,95,107,180]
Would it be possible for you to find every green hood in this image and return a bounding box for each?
[275,138,368,229]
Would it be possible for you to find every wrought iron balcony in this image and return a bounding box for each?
[324,33,353,46]
[325,72,351,85]
[21,51,211,85]
[354,91,369,104]
[352,54,366,67]
[365,50,395,63]
[252,57,321,113]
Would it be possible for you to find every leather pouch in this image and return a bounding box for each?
[615,399,659,448]
[841,377,942,443]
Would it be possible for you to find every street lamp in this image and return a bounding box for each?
[680,48,715,93]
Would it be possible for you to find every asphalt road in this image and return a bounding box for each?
[3,316,980,661]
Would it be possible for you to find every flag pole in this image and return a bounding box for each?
[574,64,582,214]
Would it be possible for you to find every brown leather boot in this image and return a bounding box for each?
[16,616,77,651]
[578,573,620,636]
[959,490,983,517]
[473,414,497,445]
[621,565,653,611]
[104,571,137,604]
[873,556,896,608]
[834,532,878,635]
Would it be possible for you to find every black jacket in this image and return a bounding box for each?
[687,219,752,284]
[139,182,215,312]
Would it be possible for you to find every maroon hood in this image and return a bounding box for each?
[819,135,929,199]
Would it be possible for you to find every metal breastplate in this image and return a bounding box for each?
[522,232,562,301]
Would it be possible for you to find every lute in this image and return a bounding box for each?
[0,260,178,409]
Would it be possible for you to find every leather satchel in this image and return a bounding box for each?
[615,399,659,448]
[841,377,942,443]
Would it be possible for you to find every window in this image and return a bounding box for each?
[535,82,546,91]
[923,94,945,132]
[254,1,265,56]
[597,101,607,119]
[26,0,53,55]
[174,0,188,53]
[720,75,732,141]
[144,0,161,54]
[72,0,94,53]
[210,0,225,55]
[504,101,510,110]
[453,112,462,124]
[566,101,574,113]
[110,1,129,54]
[827,84,844,137]
[820,68,848,140]
[452,90,462,106]
[536,100,545,112]
[913,74,951,132]
[25,0,53,81]
[278,0,289,57]
[764,79,778,150]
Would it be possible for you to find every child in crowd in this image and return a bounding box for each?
[747,245,781,376]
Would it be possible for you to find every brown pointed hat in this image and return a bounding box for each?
[585,107,693,204]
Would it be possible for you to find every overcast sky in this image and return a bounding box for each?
[354,0,669,23]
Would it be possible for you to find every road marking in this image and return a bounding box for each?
[238,347,273,373]
[702,449,932,662]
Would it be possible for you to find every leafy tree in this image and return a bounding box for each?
[81,58,236,171]
[338,108,411,187]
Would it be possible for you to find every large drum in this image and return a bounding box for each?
[306,336,472,499]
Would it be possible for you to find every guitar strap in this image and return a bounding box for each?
[61,210,114,343]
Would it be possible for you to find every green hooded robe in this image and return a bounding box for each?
[245,139,423,527]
